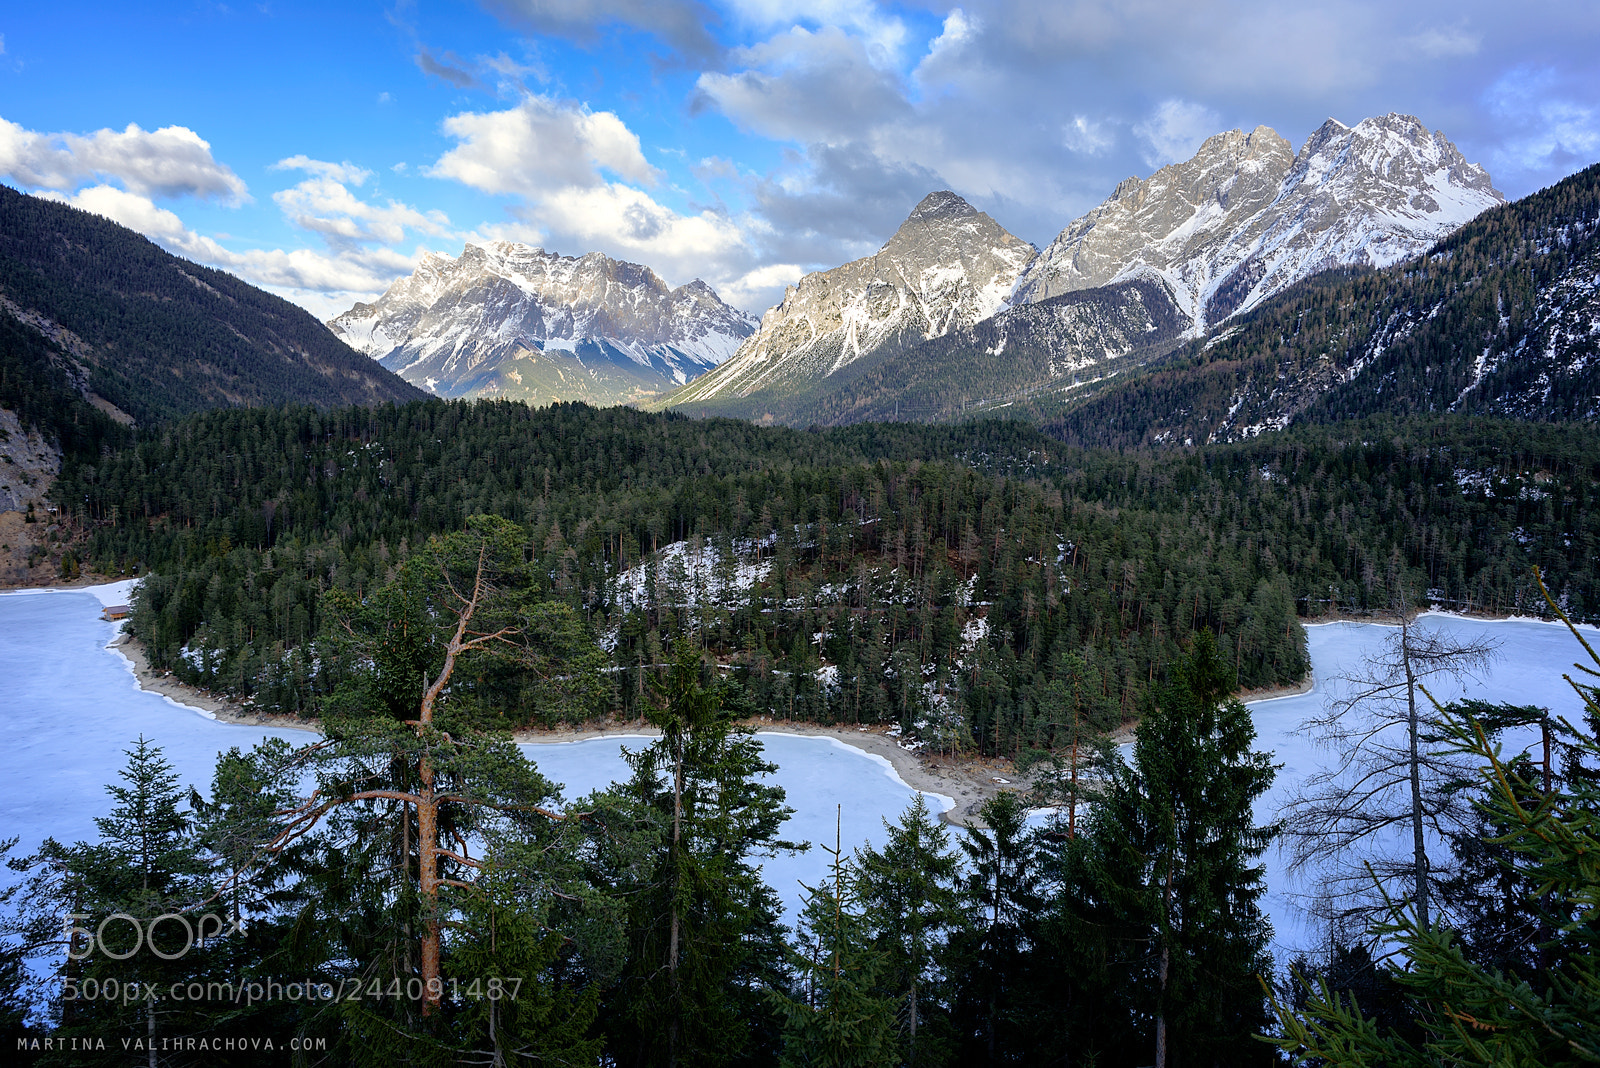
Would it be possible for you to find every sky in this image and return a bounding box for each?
[1,1,1597,320]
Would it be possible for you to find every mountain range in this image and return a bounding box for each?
[5,108,1593,464]
[658,191,1037,418]
[1042,159,1600,448]
[327,243,755,407]
[653,113,1508,424]
[1014,115,1503,329]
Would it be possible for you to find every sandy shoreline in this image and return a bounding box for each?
[511,719,1033,823]
[108,632,319,734]
[103,634,1022,824]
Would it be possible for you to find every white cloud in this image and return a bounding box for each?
[57,185,192,244]
[1062,115,1115,155]
[720,262,804,308]
[0,116,248,203]
[54,184,418,301]
[431,96,660,196]
[427,96,765,306]
[698,26,909,145]
[273,156,373,185]
[273,177,452,248]
[267,157,452,250]
[912,8,978,89]
[532,183,747,280]
[726,0,909,61]
[1133,99,1220,168]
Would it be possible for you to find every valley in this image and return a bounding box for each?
[1,103,1596,1068]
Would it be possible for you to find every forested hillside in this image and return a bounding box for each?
[0,184,424,433]
[1042,162,1600,448]
[0,309,129,462]
[51,401,1598,756]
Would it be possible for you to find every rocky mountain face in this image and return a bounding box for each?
[328,243,755,407]
[1014,114,1505,331]
[1042,161,1600,449]
[661,192,1037,415]
[674,279,1187,427]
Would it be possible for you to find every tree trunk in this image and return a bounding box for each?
[1402,622,1430,929]
[667,744,683,1068]
[1155,851,1174,1068]
[418,758,442,1014]
[909,980,919,1068]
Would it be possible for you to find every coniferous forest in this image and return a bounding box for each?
[1,388,1598,1065]
[51,401,1600,743]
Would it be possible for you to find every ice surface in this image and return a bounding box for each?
[0,587,308,886]
[521,732,956,924]
[1248,614,1593,958]
[2,586,1590,953]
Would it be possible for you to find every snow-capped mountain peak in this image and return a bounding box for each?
[665,191,1036,405]
[1012,113,1504,331]
[327,243,756,406]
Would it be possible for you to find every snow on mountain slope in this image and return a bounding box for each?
[327,243,755,405]
[1014,114,1504,331]
[664,192,1037,407]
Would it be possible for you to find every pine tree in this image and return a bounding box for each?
[0,838,43,1044]
[770,808,900,1068]
[203,515,607,1060]
[18,739,215,1061]
[948,792,1042,1066]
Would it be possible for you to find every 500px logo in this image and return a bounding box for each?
[64,913,242,961]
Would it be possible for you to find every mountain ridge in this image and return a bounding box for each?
[1014,113,1505,332]
[328,241,755,407]
[1038,160,1600,449]
[659,114,1505,427]
[0,183,424,431]
[657,191,1037,415]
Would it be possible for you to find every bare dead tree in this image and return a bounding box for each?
[1279,613,1499,932]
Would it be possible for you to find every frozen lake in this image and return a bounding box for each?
[1,583,1590,956]
[1249,615,1590,956]
[0,583,947,926]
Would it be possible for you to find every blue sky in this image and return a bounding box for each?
[2,0,1597,318]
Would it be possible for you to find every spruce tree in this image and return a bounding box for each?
[1058,631,1278,1067]
[608,643,797,1067]
[20,739,215,1060]
[947,792,1042,1066]
[770,809,899,1068]
[856,794,963,1067]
